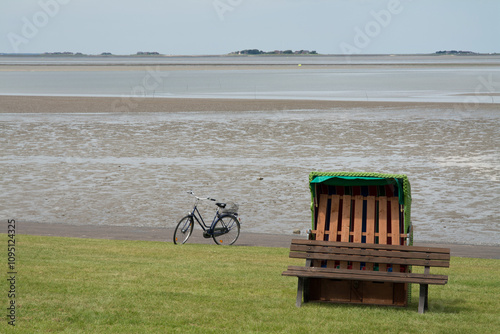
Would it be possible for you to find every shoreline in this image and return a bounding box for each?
[2,95,499,114]
[14,221,500,259]
[2,62,499,71]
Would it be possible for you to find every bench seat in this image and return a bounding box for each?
[282,239,450,313]
[283,266,448,285]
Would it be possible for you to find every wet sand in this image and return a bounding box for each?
[1,95,499,246]
[0,95,472,114]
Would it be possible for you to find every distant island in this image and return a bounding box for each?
[434,50,477,55]
[39,51,162,56]
[3,51,498,57]
[6,50,320,57]
[230,49,318,55]
[135,52,161,56]
[42,52,86,56]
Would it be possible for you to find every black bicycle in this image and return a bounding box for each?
[173,191,241,245]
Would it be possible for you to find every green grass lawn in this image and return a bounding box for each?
[2,234,499,333]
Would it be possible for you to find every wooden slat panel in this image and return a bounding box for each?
[282,271,446,285]
[378,196,388,245]
[365,196,376,270]
[352,195,364,270]
[291,239,451,256]
[353,195,364,243]
[341,195,352,242]
[330,195,341,242]
[324,196,338,269]
[326,196,338,267]
[315,194,328,241]
[285,266,448,281]
[289,252,450,268]
[390,197,401,273]
[339,195,352,269]
[282,267,448,285]
[390,198,401,246]
[365,196,376,244]
[282,270,448,285]
[377,196,388,271]
[322,195,341,268]
[290,244,451,261]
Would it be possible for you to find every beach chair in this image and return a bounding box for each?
[306,172,413,306]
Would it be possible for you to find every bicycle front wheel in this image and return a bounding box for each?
[212,215,240,245]
[173,215,194,244]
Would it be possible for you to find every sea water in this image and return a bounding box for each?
[1,55,499,103]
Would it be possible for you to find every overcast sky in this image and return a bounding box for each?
[1,0,499,55]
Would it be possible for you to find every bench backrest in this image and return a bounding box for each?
[290,239,450,270]
[311,191,411,271]
[312,193,408,245]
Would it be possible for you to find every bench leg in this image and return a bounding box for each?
[418,284,429,314]
[296,277,304,307]
[303,278,310,303]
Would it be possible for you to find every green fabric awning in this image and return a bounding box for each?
[310,176,391,186]
[308,172,412,235]
[310,175,404,204]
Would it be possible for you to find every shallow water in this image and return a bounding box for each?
[1,55,500,104]
[1,106,499,245]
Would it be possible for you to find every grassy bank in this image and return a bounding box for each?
[2,235,499,333]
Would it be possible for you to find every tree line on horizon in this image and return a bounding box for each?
[230,49,318,55]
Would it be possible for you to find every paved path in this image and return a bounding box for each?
[16,221,500,259]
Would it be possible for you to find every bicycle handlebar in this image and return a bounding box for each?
[187,191,216,202]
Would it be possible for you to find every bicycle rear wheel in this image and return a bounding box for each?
[173,215,194,244]
[212,215,240,245]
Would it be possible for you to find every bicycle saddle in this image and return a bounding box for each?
[216,202,226,208]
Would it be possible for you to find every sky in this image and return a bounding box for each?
[1,0,499,55]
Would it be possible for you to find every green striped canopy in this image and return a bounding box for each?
[309,171,412,238]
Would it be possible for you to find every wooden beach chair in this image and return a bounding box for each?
[305,172,413,306]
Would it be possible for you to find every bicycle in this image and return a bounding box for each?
[173,191,241,245]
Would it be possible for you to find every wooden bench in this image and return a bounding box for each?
[282,239,450,313]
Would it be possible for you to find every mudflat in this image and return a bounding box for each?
[0,95,473,113]
[1,95,499,246]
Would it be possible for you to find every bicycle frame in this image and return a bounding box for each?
[186,192,222,234]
